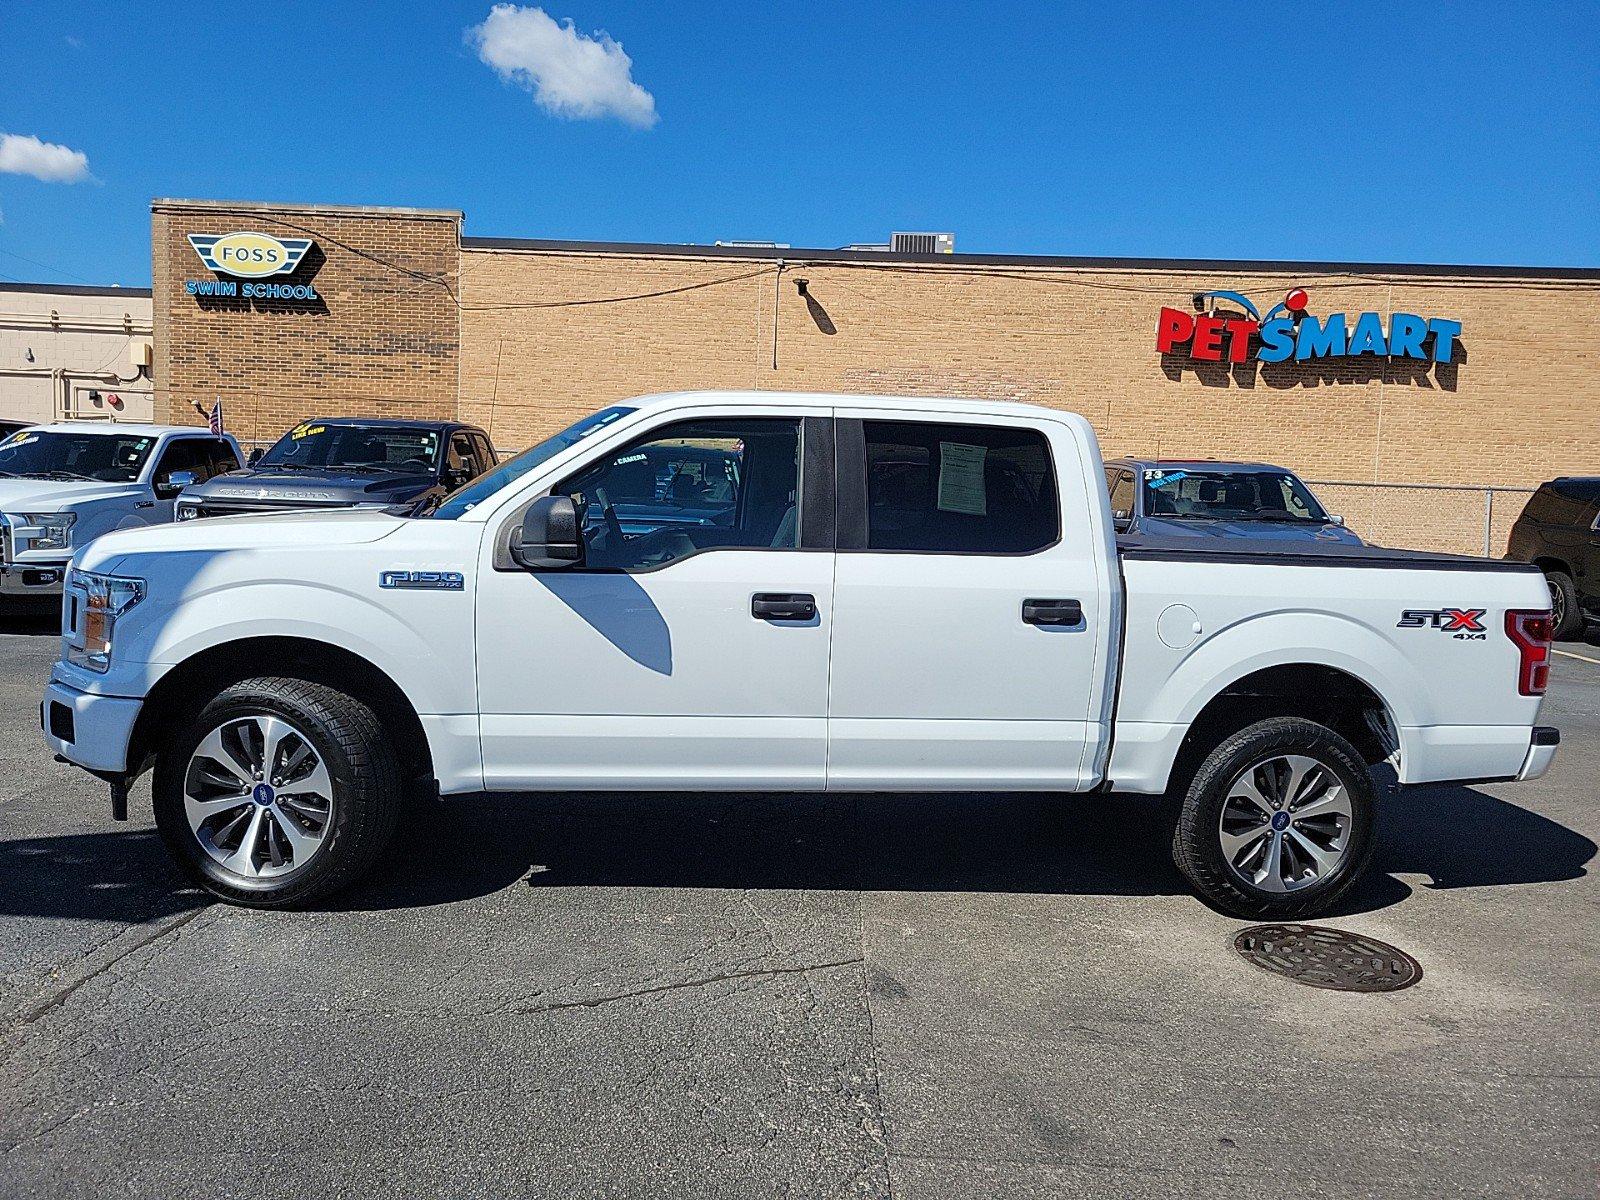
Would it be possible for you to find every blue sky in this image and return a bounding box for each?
[1,2,1597,287]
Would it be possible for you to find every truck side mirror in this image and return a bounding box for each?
[510,494,584,570]
[1328,514,1345,526]
[155,469,199,500]
[247,448,265,466]
[1113,509,1132,532]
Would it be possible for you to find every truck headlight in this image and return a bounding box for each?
[65,570,145,673]
[17,511,77,552]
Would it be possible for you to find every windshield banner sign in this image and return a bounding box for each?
[1156,288,1461,365]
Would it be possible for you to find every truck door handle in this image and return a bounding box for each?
[752,593,817,621]
[1022,598,1083,626]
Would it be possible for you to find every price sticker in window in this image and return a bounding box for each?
[937,442,988,516]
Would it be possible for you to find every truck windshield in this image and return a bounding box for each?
[1142,469,1330,522]
[431,406,636,519]
[0,429,157,483]
[257,423,442,474]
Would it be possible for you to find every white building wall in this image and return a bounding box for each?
[0,284,155,426]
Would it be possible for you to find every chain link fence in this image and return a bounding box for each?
[1307,481,1536,558]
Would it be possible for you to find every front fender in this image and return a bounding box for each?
[110,555,476,717]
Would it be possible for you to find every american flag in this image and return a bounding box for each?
[207,397,223,435]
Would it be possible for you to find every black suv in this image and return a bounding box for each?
[176,418,497,521]
[1507,476,1599,638]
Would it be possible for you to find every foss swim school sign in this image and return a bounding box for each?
[184,231,320,300]
[1157,288,1462,365]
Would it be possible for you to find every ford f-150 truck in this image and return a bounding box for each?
[174,418,496,520]
[41,392,1559,917]
[0,422,241,604]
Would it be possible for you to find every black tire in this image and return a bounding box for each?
[1544,569,1583,640]
[153,676,402,908]
[1171,716,1377,920]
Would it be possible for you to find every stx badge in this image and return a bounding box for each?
[1398,608,1487,637]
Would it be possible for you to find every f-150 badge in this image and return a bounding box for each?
[379,571,464,591]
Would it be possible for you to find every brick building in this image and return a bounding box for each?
[149,198,1600,553]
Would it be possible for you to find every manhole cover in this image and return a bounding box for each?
[1233,924,1422,992]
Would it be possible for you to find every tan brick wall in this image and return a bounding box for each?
[152,200,461,448]
[459,249,1600,492]
[457,247,1598,552]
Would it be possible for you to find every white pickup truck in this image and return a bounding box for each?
[41,392,1559,917]
[0,422,241,603]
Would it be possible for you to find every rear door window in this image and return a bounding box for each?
[859,421,1058,554]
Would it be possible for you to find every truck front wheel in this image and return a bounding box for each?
[152,677,402,907]
[1171,717,1376,920]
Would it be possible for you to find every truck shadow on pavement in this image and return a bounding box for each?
[0,784,1589,924]
[0,611,63,636]
[332,782,1593,918]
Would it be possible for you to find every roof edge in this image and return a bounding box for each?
[153,198,462,221]
[461,236,1600,280]
[0,280,153,298]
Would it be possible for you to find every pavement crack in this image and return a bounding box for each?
[500,957,866,1017]
[3,905,211,1037]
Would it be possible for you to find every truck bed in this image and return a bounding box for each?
[1106,533,1551,793]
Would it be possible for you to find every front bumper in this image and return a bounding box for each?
[41,678,143,774]
[0,561,69,597]
[1517,726,1560,782]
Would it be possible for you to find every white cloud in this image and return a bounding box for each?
[471,5,657,129]
[0,133,91,183]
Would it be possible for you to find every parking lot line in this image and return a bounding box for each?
[1553,648,1600,666]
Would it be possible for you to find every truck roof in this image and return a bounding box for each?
[298,417,482,431]
[624,390,1086,423]
[16,422,214,437]
[1109,457,1293,473]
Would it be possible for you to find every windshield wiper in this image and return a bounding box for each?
[22,469,97,481]
[333,463,407,474]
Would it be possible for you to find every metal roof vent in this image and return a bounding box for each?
[890,231,955,255]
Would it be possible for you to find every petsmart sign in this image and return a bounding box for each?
[1157,288,1461,365]
[185,231,320,300]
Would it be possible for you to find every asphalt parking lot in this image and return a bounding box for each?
[1,618,1596,1199]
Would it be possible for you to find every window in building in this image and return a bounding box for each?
[555,418,802,570]
[860,421,1059,554]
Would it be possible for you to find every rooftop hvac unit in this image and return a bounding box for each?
[891,231,955,255]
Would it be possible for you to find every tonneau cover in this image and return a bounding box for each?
[1117,534,1542,574]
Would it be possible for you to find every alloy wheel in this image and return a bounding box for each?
[1218,754,1352,893]
[183,715,335,879]
[1548,578,1567,629]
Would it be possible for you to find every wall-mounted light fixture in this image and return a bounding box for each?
[794,277,810,297]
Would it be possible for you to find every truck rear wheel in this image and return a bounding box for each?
[152,677,401,908]
[1171,717,1376,920]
